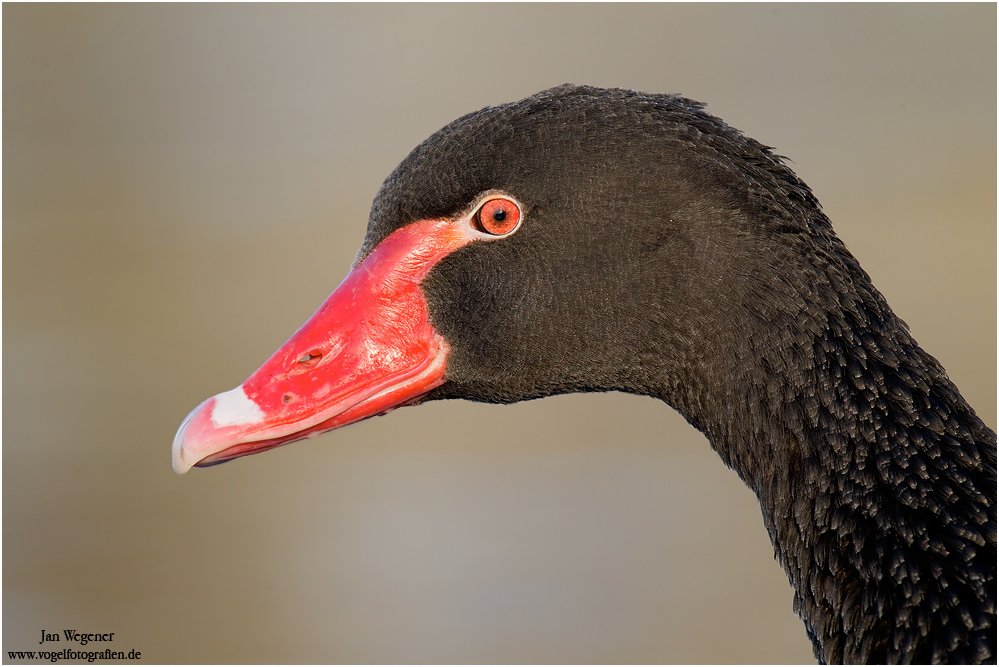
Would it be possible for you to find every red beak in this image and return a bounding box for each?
[172,220,474,473]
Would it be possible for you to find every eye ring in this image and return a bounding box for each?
[473,197,522,236]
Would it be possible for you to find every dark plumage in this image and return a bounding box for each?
[174,84,996,663]
[360,85,997,663]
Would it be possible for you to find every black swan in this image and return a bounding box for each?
[173,85,996,664]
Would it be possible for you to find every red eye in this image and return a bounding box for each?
[475,197,521,235]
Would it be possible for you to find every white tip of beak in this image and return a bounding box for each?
[172,387,265,474]
[210,386,265,428]
[172,401,202,475]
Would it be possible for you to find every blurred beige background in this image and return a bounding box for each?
[4,4,995,664]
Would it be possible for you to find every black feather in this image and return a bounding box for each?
[362,85,996,664]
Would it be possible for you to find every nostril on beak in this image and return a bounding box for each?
[295,351,323,370]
